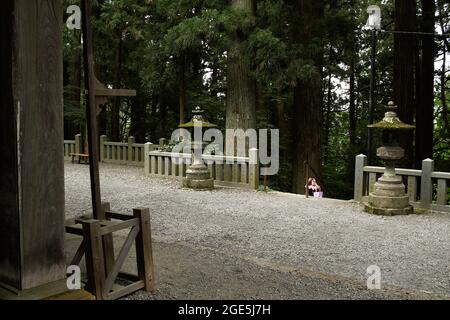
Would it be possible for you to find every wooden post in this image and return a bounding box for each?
[133,208,155,293]
[354,154,368,201]
[0,0,66,297]
[101,202,115,275]
[249,148,259,190]
[82,220,106,300]
[420,159,434,209]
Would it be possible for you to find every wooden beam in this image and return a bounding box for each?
[0,0,66,291]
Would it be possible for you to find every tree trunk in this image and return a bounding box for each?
[225,0,257,155]
[130,89,147,142]
[349,55,357,151]
[324,70,332,164]
[64,30,82,139]
[111,36,123,141]
[394,0,416,166]
[292,0,324,194]
[415,0,436,167]
[438,4,450,137]
[179,58,187,124]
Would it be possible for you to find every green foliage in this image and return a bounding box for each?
[62,0,448,199]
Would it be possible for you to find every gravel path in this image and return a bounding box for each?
[65,163,450,298]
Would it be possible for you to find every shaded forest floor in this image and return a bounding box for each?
[65,163,450,300]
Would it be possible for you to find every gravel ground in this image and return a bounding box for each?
[65,163,450,298]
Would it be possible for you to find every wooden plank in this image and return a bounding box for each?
[117,272,140,282]
[65,226,84,236]
[105,211,134,221]
[106,281,144,301]
[94,88,136,97]
[104,226,140,294]
[70,240,86,266]
[99,218,139,236]
[133,208,156,293]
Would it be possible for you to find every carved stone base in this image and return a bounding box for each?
[364,203,414,216]
[183,177,214,190]
[182,163,214,190]
[365,173,414,216]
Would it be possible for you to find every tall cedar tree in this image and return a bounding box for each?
[226,0,258,155]
[415,0,436,168]
[292,0,324,194]
[394,0,416,166]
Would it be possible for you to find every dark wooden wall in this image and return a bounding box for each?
[0,0,65,290]
[0,0,21,290]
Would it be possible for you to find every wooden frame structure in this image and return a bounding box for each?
[66,203,155,300]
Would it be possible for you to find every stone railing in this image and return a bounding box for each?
[144,147,260,190]
[99,135,157,167]
[63,134,81,160]
[64,134,157,166]
[64,135,259,190]
[354,154,450,213]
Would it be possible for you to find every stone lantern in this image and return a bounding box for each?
[364,101,415,216]
[179,106,217,190]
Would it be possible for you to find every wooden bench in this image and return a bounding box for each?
[71,153,90,164]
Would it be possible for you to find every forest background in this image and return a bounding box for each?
[63,0,450,199]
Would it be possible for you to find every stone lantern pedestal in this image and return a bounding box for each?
[182,141,214,190]
[364,101,415,216]
[179,107,217,191]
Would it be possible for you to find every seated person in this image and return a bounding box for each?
[306,178,322,197]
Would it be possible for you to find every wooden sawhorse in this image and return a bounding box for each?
[65,203,155,300]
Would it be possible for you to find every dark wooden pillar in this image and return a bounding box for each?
[0,0,66,295]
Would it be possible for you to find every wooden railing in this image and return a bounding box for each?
[144,148,260,190]
[354,155,450,213]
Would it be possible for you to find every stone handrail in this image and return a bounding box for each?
[354,154,450,213]
[144,147,260,190]
[63,134,81,160]
[99,135,156,167]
